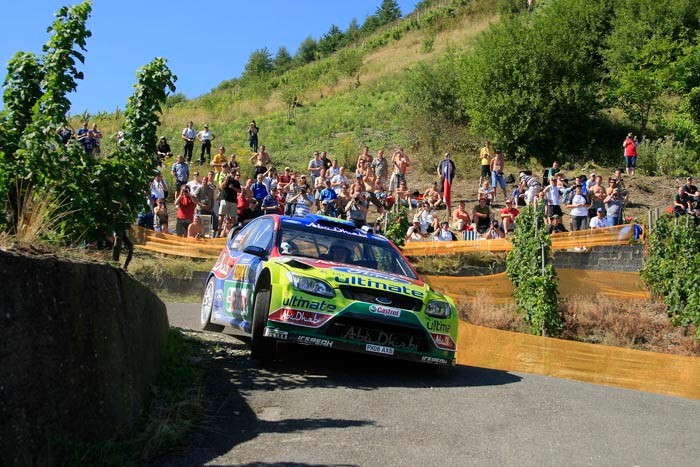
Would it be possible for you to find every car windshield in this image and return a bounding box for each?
[279,221,418,280]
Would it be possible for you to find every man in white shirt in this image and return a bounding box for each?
[331,167,350,195]
[589,207,610,229]
[181,121,196,162]
[434,221,456,241]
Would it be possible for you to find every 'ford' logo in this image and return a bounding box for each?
[375,297,392,305]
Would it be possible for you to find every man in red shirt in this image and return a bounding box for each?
[175,185,197,236]
[500,198,520,233]
[623,132,638,176]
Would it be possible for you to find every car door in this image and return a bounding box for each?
[224,218,275,329]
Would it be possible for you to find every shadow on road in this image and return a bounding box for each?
[151,333,520,466]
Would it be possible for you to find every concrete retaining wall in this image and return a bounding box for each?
[0,250,169,466]
[552,244,645,272]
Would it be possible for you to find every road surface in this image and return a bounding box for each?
[158,302,700,467]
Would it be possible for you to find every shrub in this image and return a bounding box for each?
[636,135,700,176]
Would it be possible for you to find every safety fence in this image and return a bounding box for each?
[456,321,700,400]
[401,224,641,256]
[130,226,224,259]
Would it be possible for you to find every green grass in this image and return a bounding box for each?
[50,329,205,466]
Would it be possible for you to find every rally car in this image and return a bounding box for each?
[200,214,458,366]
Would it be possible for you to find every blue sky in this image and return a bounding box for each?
[1,0,420,115]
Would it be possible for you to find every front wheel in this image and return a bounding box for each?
[201,278,224,332]
[250,284,276,361]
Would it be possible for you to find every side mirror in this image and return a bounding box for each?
[243,245,267,259]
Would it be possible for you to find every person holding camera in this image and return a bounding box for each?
[290,185,314,218]
[604,188,624,226]
[175,185,197,236]
[218,172,241,230]
[248,120,259,153]
[345,192,368,228]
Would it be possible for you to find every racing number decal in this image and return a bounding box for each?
[233,264,250,281]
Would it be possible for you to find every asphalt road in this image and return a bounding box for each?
[161,302,700,467]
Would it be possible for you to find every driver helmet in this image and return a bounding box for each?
[280,241,296,255]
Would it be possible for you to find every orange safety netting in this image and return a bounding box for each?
[425,269,650,303]
[130,225,224,259]
[457,321,700,400]
[401,224,641,256]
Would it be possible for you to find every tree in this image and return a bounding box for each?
[318,24,344,57]
[295,36,317,65]
[345,18,360,44]
[376,0,402,25]
[243,47,273,79]
[273,46,293,72]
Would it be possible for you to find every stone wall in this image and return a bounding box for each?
[0,250,169,466]
[552,244,645,272]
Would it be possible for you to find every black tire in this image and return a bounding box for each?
[201,278,224,332]
[250,282,276,361]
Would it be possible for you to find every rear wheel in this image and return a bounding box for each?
[201,278,224,332]
[251,282,276,361]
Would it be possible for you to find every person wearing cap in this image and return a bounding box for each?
[406,219,429,242]
[500,198,520,233]
[197,124,215,165]
[181,121,196,162]
[480,220,505,239]
[589,207,610,229]
[261,187,281,214]
[434,221,457,241]
[604,187,623,226]
[547,214,568,234]
[518,172,541,206]
[318,179,338,213]
[156,136,172,164]
[318,199,334,217]
[210,145,228,171]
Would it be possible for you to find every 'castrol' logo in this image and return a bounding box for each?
[368,304,401,318]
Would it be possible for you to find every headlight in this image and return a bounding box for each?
[287,272,336,298]
[425,300,452,318]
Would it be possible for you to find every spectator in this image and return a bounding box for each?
[358,172,385,215]
[490,150,507,202]
[681,176,698,212]
[249,145,272,177]
[604,188,624,226]
[437,152,456,191]
[424,181,443,208]
[623,132,638,176]
[542,176,563,221]
[237,189,251,218]
[242,177,254,200]
[278,167,293,191]
[478,180,495,206]
[331,166,350,194]
[156,136,172,163]
[210,146,228,171]
[547,214,568,234]
[56,123,74,146]
[479,140,494,185]
[472,197,491,233]
[318,200,335,217]
[519,172,542,206]
[500,198,520,233]
[512,179,527,207]
[175,185,197,236]
[153,198,169,233]
[374,178,389,210]
[263,166,279,192]
[406,219,429,242]
[149,172,169,207]
[319,179,338,214]
[336,184,351,218]
[480,220,505,239]
[308,151,324,186]
[219,172,241,228]
[194,175,216,233]
[171,154,190,194]
[346,192,368,228]
[215,163,231,187]
[453,200,472,232]
[567,184,589,231]
[589,207,610,229]
[320,150,332,174]
[90,123,102,155]
[187,215,206,238]
[389,149,410,193]
[434,221,457,241]
[221,216,237,237]
[181,121,196,162]
[283,175,300,216]
[291,186,314,218]
[372,150,388,187]
[325,159,341,181]
[588,175,607,217]
[250,173,268,203]
[228,152,240,173]
[547,161,560,182]
[76,121,93,155]
[197,124,215,164]
[240,199,263,225]
[415,202,439,234]
[186,170,202,192]
[358,146,373,168]
[586,171,597,192]
[673,186,692,217]
[395,180,412,209]
[248,120,259,153]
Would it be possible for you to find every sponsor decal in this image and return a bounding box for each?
[212,251,232,278]
[224,281,252,316]
[421,356,448,365]
[333,275,424,298]
[431,333,456,351]
[342,326,418,352]
[307,222,369,238]
[368,304,401,318]
[214,289,224,306]
[264,328,288,340]
[297,336,334,348]
[426,320,451,333]
[282,295,337,312]
[268,308,332,328]
[366,344,394,355]
[233,264,250,281]
[331,267,409,284]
